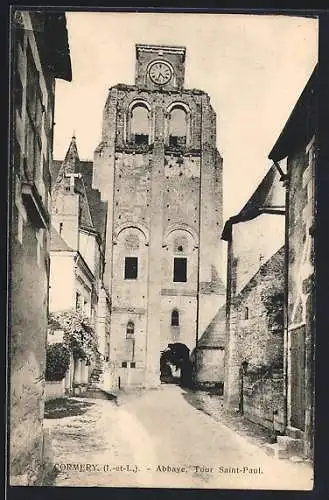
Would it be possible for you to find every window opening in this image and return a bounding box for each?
[171,310,179,327]
[173,257,187,282]
[130,104,149,145]
[126,321,135,339]
[124,257,138,279]
[169,107,187,148]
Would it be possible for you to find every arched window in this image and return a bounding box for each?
[244,307,249,320]
[126,321,135,338]
[171,310,179,327]
[130,104,149,145]
[169,106,187,148]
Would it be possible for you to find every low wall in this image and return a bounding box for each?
[45,380,65,401]
[243,368,285,432]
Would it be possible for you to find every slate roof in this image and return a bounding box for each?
[222,164,285,241]
[50,225,73,252]
[269,65,317,162]
[78,161,108,241]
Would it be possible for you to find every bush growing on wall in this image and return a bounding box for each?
[45,343,70,381]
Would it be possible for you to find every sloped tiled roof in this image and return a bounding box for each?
[50,225,73,252]
[198,305,226,348]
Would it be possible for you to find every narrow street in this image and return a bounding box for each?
[44,385,313,490]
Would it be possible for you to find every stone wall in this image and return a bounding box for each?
[243,366,285,432]
[286,136,315,457]
[195,348,225,388]
[94,74,224,387]
[10,11,64,485]
[10,218,49,485]
[225,246,285,431]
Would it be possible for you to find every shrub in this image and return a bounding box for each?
[46,343,70,381]
[48,309,99,362]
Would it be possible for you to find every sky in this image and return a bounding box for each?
[53,12,318,221]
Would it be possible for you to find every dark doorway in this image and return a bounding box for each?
[160,343,193,388]
[290,325,306,430]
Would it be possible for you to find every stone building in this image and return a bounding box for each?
[222,165,286,431]
[193,304,226,391]
[92,44,225,388]
[268,66,317,459]
[50,137,110,390]
[9,10,71,485]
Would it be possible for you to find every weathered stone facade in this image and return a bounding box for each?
[269,66,317,459]
[92,44,225,388]
[9,10,71,485]
[228,248,285,431]
[222,165,286,431]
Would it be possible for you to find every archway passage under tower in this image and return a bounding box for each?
[160,343,193,388]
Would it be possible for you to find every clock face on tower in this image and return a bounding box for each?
[148,60,173,85]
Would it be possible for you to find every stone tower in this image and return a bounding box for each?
[93,44,225,388]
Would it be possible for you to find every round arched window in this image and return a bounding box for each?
[126,321,135,338]
[130,104,149,145]
[171,310,179,327]
[169,106,188,148]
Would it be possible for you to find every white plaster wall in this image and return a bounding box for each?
[233,213,285,295]
[49,253,75,312]
[79,231,97,275]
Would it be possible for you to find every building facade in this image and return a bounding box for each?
[269,67,317,459]
[222,165,286,432]
[92,44,225,388]
[9,10,71,485]
[50,137,110,391]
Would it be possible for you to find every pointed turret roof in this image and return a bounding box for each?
[52,136,100,232]
[55,134,80,183]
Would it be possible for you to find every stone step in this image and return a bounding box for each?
[80,389,116,401]
[286,426,304,440]
[277,435,304,456]
[263,443,289,460]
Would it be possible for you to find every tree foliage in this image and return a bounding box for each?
[48,309,99,361]
[46,343,70,381]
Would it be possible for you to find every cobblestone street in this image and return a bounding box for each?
[44,385,313,489]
